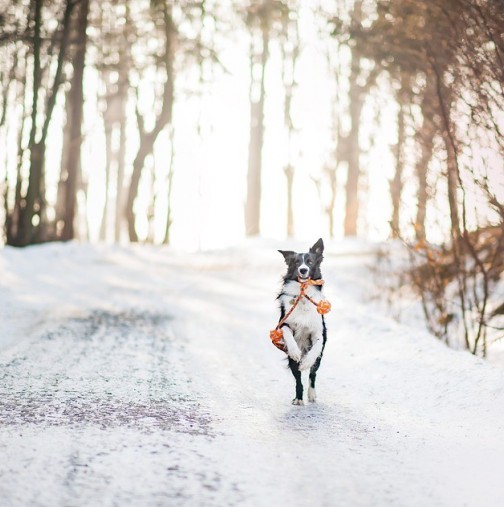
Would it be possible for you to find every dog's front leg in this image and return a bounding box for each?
[299,335,323,371]
[281,326,302,362]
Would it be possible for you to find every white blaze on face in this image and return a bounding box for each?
[298,254,310,279]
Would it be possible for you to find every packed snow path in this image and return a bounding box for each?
[1,242,503,507]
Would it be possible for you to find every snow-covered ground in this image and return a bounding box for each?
[1,240,503,507]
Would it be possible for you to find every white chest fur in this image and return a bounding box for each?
[280,281,324,338]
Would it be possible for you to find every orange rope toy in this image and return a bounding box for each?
[270,278,331,353]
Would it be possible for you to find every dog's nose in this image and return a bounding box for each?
[299,267,308,275]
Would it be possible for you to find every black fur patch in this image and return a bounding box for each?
[278,238,324,283]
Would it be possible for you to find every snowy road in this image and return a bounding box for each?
[1,242,504,507]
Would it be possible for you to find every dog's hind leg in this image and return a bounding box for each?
[308,356,322,402]
[308,319,327,402]
[288,358,304,405]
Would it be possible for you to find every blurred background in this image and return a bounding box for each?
[1,0,503,355]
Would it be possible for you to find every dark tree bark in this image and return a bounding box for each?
[14,0,74,246]
[1,50,18,242]
[15,0,43,246]
[6,54,28,243]
[55,89,72,230]
[61,0,89,241]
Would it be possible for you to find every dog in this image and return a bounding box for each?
[276,238,328,405]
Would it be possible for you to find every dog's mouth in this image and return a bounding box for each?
[298,275,310,282]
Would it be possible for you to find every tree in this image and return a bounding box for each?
[60,0,90,241]
[94,1,131,242]
[414,78,437,241]
[244,0,288,237]
[125,0,175,242]
[280,2,299,238]
[12,0,75,246]
[367,0,504,355]
[389,73,409,238]
[330,0,379,237]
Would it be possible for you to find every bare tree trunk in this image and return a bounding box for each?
[324,36,345,240]
[281,11,299,238]
[245,18,269,237]
[114,97,127,243]
[163,127,175,245]
[340,1,380,237]
[445,133,460,238]
[343,50,364,237]
[17,0,73,246]
[2,135,8,243]
[16,0,43,246]
[113,22,130,243]
[6,57,28,243]
[1,52,17,242]
[21,142,45,243]
[99,125,112,241]
[127,135,153,242]
[415,87,436,241]
[126,3,174,242]
[432,65,460,239]
[414,138,433,241]
[146,162,156,244]
[61,0,89,241]
[431,57,469,349]
[325,165,337,239]
[95,4,130,243]
[55,90,72,230]
[0,50,16,128]
[284,164,294,237]
[390,78,408,238]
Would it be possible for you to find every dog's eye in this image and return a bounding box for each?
[306,259,312,265]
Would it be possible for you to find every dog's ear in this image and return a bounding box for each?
[278,250,296,263]
[309,238,324,257]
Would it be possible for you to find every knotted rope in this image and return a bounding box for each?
[270,278,331,352]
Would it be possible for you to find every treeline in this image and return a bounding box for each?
[360,0,504,356]
[1,0,503,354]
[0,0,503,252]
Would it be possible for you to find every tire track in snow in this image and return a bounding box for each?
[0,310,242,507]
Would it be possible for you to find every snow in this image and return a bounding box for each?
[1,240,504,507]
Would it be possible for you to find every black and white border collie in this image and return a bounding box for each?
[277,238,327,405]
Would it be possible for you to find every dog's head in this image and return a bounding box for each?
[278,238,324,282]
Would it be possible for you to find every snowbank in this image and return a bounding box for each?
[1,240,503,507]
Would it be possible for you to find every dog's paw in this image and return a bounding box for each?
[292,398,304,406]
[307,387,317,402]
[288,347,302,363]
[299,357,314,371]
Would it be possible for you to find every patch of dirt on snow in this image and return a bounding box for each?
[0,310,212,436]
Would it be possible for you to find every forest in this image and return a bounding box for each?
[2,3,504,505]
[1,0,504,356]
